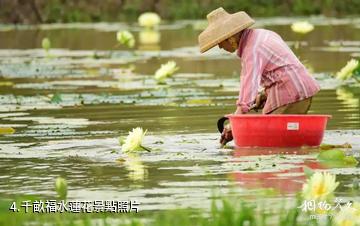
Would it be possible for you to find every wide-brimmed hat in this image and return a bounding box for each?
[198,8,255,53]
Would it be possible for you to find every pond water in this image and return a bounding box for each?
[0,17,359,213]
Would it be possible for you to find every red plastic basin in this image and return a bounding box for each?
[226,114,331,147]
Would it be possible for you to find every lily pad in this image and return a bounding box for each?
[320,143,352,150]
[317,149,358,167]
[0,127,15,135]
[50,93,63,104]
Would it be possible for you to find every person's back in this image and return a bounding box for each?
[237,28,320,114]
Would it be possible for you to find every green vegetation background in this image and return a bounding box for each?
[1,0,360,24]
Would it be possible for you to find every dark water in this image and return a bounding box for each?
[0,17,359,212]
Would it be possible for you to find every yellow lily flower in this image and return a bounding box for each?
[138,12,161,28]
[302,172,339,201]
[116,30,135,48]
[291,21,314,34]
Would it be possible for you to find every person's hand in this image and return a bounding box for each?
[234,106,243,115]
[220,124,233,146]
[253,90,267,111]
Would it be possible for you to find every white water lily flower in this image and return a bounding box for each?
[116,30,135,48]
[336,59,359,80]
[121,127,147,153]
[334,202,360,226]
[138,12,161,28]
[154,61,179,83]
[139,30,160,45]
[291,21,314,34]
[302,172,339,201]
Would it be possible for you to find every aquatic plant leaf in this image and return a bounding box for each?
[119,136,126,145]
[50,93,62,104]
[353,66,360,82]
[0,127,15,135]
[303,166,314,178]
[343,156,359,165]
[0,81,13,86]
[318,149,346,161]
[320,143,352,150]
[185,99,212,105]
[317,149,358,167]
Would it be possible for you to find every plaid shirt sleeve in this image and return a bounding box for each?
[236,44,267,113]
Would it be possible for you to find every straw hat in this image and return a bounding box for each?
[198,8,255,53]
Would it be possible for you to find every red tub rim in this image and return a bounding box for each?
[225,114,332,118]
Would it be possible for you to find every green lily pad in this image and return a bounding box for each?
[119,136,126,145]
[320,143,352,150]
[353,67,360,82]
[343,156,359,165]
[50,93,63,104]
[317,149,358,167]
[303,166,314,178]
[318,149,345,161]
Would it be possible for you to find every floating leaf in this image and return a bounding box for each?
[303,166,314,179]
[353,66,360,82]
[318,149,346,161]
[50,93,63,104]
[116,158,126,163]
[186,99,212,105]
[0,127,15,135]
[0,81,13,86]
[119,136,126,145]
[317,149,358,167]
[320,143,352,150]
[343,156,358,165]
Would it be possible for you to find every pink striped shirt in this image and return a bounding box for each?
[236,29,320,114]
